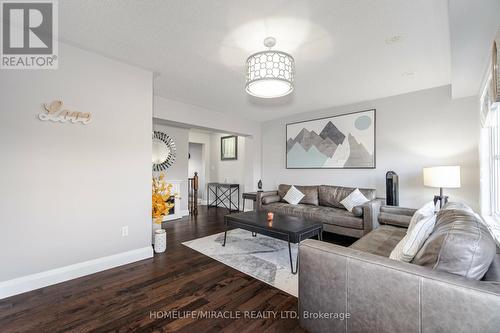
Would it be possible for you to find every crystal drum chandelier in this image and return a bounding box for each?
[245,37,295,98]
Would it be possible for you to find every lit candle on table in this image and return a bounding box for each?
[267,212,274,226]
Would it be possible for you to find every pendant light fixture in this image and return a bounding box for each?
[245,37,295,98]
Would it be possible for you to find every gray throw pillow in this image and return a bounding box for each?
[412,206,496,280]
[351,205,364,217]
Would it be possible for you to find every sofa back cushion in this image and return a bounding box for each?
[412,203,496,280]
[318,185,376,209]
[278,184,319,206]
[261,195,281,205]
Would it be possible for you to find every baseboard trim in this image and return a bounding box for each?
[180,209,190,217]
[0,246,153,300]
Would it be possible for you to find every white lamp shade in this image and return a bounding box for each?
[423,166,461,188]
[246,79,293,98]
[245,50,295,98]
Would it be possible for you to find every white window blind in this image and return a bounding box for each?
[489,104,500,216]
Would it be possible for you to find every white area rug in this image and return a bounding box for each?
[183,228,298,297]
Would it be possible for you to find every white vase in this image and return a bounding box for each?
[152,222,162,244]
[154,229,167,253]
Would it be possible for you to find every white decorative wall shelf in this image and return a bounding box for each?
[38,100,92,124]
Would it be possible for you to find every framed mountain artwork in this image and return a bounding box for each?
[286,109,376,169]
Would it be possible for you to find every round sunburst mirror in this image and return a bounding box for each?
[152,131,176,171]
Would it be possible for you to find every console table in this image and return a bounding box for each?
[207,183,240,212]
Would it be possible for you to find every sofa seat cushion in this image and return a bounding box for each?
[278,184,319,206]
[310,206,364,229]
[262,203,364,230]
[349,225,407,257]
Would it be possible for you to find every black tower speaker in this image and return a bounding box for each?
[386,171,399,206]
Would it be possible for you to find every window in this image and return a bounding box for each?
[480,70,500,217]
[488,104,500,216]
[478,42,500,244]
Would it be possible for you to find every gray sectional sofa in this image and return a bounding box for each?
[299,203,500,333]
[256,184,383,238]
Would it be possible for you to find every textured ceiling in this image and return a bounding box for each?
[59,0,452,121]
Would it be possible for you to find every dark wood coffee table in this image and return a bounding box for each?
[222,211,323,274]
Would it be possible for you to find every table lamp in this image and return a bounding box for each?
[423,166,461,208]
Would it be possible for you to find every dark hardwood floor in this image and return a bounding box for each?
[0,208,291,332]
[0,207,356,332]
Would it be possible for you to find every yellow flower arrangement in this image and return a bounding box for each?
[152,174,177,224]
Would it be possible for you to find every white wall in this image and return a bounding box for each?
[210,134,244,184]
[154,121,256,211]
[154,96,261,137]
[262,85,480,210]
[154,96,262,195]
[449,0,500,98]
[188,130,255,209]
[0,43,153,288]
[153,123,189,213]
[188,142,206,202]
[211,134,260,210]
[188,130,212,203]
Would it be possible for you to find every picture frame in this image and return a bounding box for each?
[286,109,376,169]
[221,135,238,160]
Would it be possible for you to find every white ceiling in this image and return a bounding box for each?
[448,0,500,99]
[59,0,454,121]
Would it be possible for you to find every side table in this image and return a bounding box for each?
[242,192,259,211]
